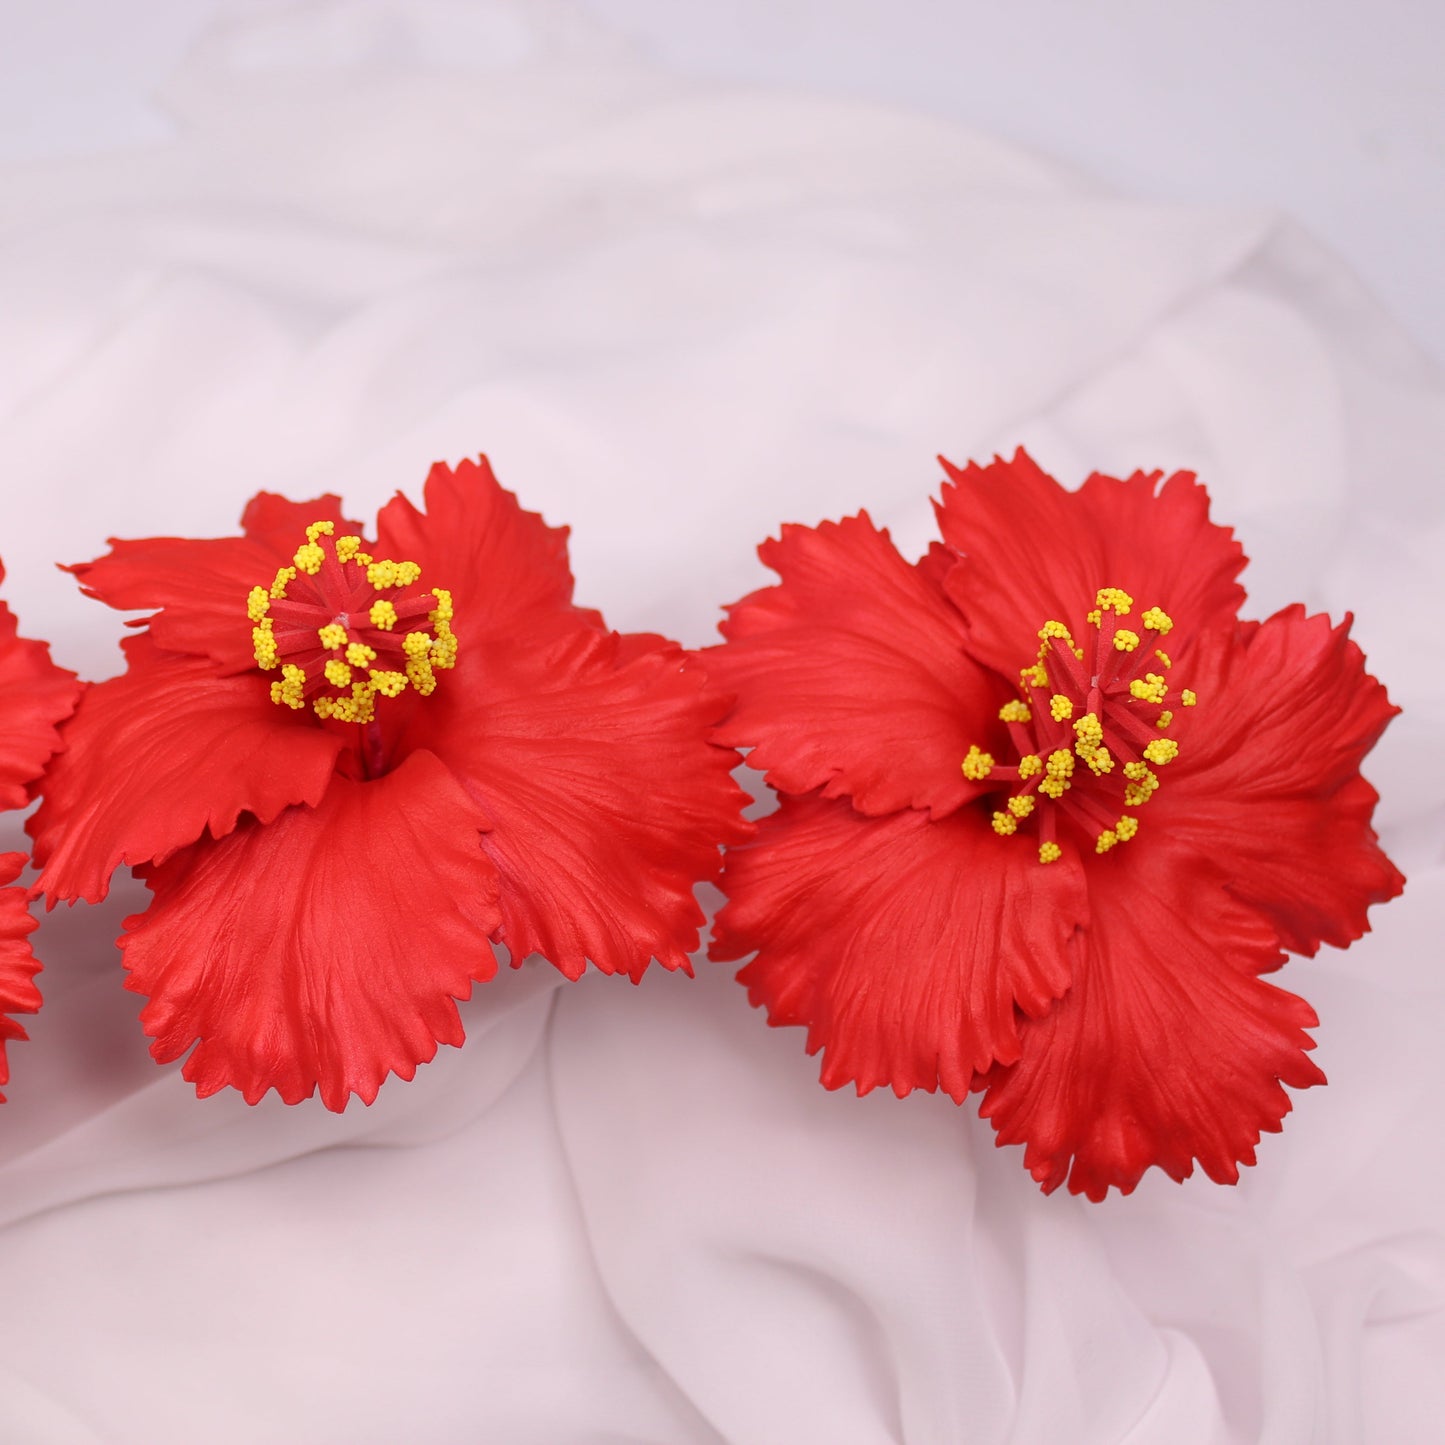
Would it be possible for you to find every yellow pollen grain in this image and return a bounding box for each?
[1124,767,1159,807]
[366,559,424,591]
[370,670,407,698]
[304,520,335,543]
[1086,609,1102,626]
[1143,737,1180,766]
[1113,629,1141,652]
[1007,795,1035,818]
[1039,841,1062,864]
[429,587,454,624]
[1182,689,1198,706]
[403,631,432,659]
[407,657,438,695]
[246,587,270,623]
[1154,648,1172,669]
[998,699,1032,724]
[252,618,278,669]
[991,811,1018,837]
[345,642,376,668]
[270,566,296,599]
[335,535,363,563]
[962,745,994,781]
[1018,754,1043,779]
[1020,662,1049,689]
[369,600,398,631]
[293,541,326,575]
[1156,709,1174,729]
[1046,749,1075,778]
[1095,829,1119,854]
[1095,587,1133,615]
[1130,672,1168,705]
[1050,694,1074,722]
[317,622,348,650]
[323,659,353,688]
[1115,815,1140,842]
[1142,606,1173,635]
[270,664,307,710]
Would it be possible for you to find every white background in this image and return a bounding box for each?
[5,0,1444,364]
[0,4,1441,1443]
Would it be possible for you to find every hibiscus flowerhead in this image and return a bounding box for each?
[708,450,1403,1199]
[31,458,750,1110]
[0,563,81,1099]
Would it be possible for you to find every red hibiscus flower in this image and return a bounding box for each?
[30,458,749,1110]
[707,450,1403,1199]
[0,565,81,1100]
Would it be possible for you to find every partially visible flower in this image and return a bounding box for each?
[31,459,750,1109]
[707,450,1403,1199]
[0,565,82,1099]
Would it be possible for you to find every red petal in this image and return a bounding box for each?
[0,854,42,1101]
[121,751,500,1110]
[29,635,344,904]
[936,451,1247,677]
[68,494,356,674]
[374,457,596,639]
[0,591,80,810]
[1152,607,1404,955]
[978,848,1325,1200]
[395,625,750,981]
[240,491,357,554]
[707,513,1001,818]
[713,792,1086,1097]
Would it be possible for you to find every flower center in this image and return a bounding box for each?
[961,587,1197,864]
[246,520,457,724]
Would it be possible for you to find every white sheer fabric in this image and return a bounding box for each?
[0,4,1440,1441]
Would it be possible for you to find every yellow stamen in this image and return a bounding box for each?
[1018,754,1043,779]
[1156,709,1174,729]
[962,745,994,781]
[1095,587,1133,615]
[1095,829,1118,854]
[366,559,423,591]
[998,699,1032,724]
[1039,841,1062,864]
[1143,737,1180,766]
[1115,815,1139,842]
[270,664,307,710]
[248,519,456,723]
[252,618,277,669]
[1113,629,1140,652]
[1007,795,1035,818]
[1020,662,1049,689]
[1142,606,1173,634]
[1129,672,1168,705]
[293,541,326,575]
[1039,748,1074,799]
[1049,694,1073,722]
[1182,689,1197,706]
[991,811,1018,837]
